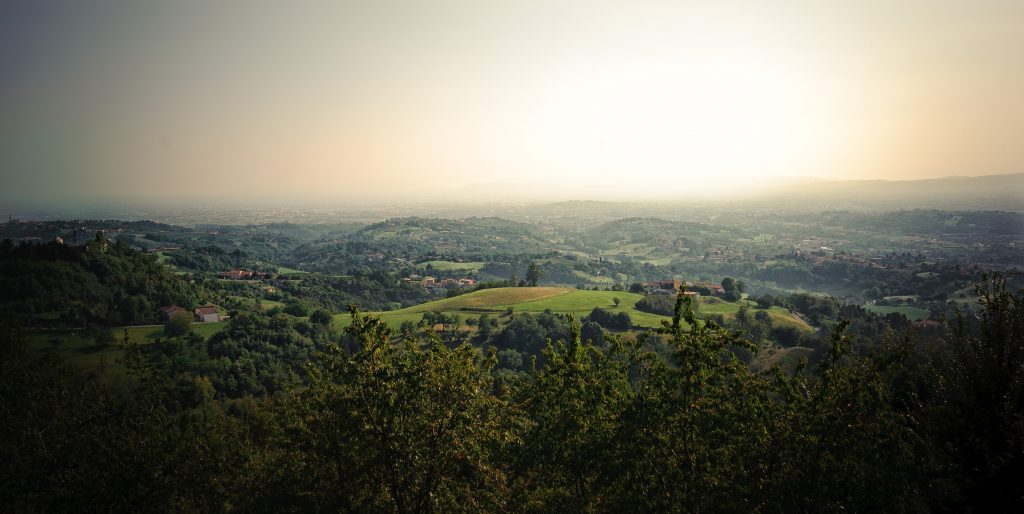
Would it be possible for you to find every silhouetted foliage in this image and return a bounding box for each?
[3,276,1022,512]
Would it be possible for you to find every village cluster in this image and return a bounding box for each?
[402,274,476,288]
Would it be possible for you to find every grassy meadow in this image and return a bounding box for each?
[28,289,813,380]
[415,260,488,272]
[332,287,812,334]
[274,265,308,274]
[27,321,227,382]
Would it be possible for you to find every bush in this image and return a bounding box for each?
[309,308,333,326]
[164,311,193,338]
[283,299,311,317]
[585,307,631,331]
[635,294,676,316]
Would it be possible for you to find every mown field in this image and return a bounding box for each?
[29,289,813,380]
[415,260,488,272]
[332,287,812,334]
[228,295,284,312]
[26,321,227,382]
[274,265,308,274]
[572,271,616,285]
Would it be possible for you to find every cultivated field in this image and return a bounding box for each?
[415,260,488,272]
[333,287,812,334]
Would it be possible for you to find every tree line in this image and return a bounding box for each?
[3,275,1022,512]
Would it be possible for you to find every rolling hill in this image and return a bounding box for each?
[332,287,813,334]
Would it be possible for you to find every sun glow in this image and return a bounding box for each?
[419,51,853,196]
[1,0,1021,204]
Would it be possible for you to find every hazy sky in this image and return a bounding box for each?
[1,0,1022,205]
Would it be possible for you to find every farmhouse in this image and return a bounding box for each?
[157,305,186,321]
[694,282,725,295]
[194,305,220,323]
[219,269,252,279]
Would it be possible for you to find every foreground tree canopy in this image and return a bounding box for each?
[2,276,1022,512]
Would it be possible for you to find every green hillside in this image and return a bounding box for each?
[333,287,813,333]
[415,260,487,272]
[864,304,931,320]
[27,321,227,382]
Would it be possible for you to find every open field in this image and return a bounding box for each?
[864,304,931,320]
[275,265,308,274]
[752,346,816,374]
[228,295,284,311]
[572,271,616,284]
[27,321,227,381]
[332,287,813,334]
[400,287,571,312]
[415,260,488,272]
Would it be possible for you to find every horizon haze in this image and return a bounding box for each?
[2,1,1023,208]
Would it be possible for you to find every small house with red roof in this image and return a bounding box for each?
[194,305,220,323]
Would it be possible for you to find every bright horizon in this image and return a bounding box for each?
[2,0,1022,206]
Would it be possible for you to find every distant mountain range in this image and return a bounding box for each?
[456,173,1023,211]
[747,173,1024,211]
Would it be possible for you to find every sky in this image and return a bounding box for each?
[1,0,1022,206]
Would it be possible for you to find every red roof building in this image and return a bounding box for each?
[194,305,220,322]
[219,269,252,279]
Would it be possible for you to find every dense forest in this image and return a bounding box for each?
[1,211,1021,511]
[0,235,204,326]
[3,275,1021,512]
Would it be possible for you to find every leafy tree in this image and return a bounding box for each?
[399,319,417,336]
[580,320,605,346]
[278,308,512,512]
[1,325,251,511]
[605,291,771,511]
[498,348,525,370]
[491,311,570,355]
[164,310,193,338]
[526,262,543,287]
[918,274,1024,509]
[721,276,736,293]
[635,293,676,316]
[0,239,202,326]
[309,308,333,327]
[510,316,634,511]
[475,313,496,343]
[584,307,631,331]
[283,299,311,317]
[759,321,930,512]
